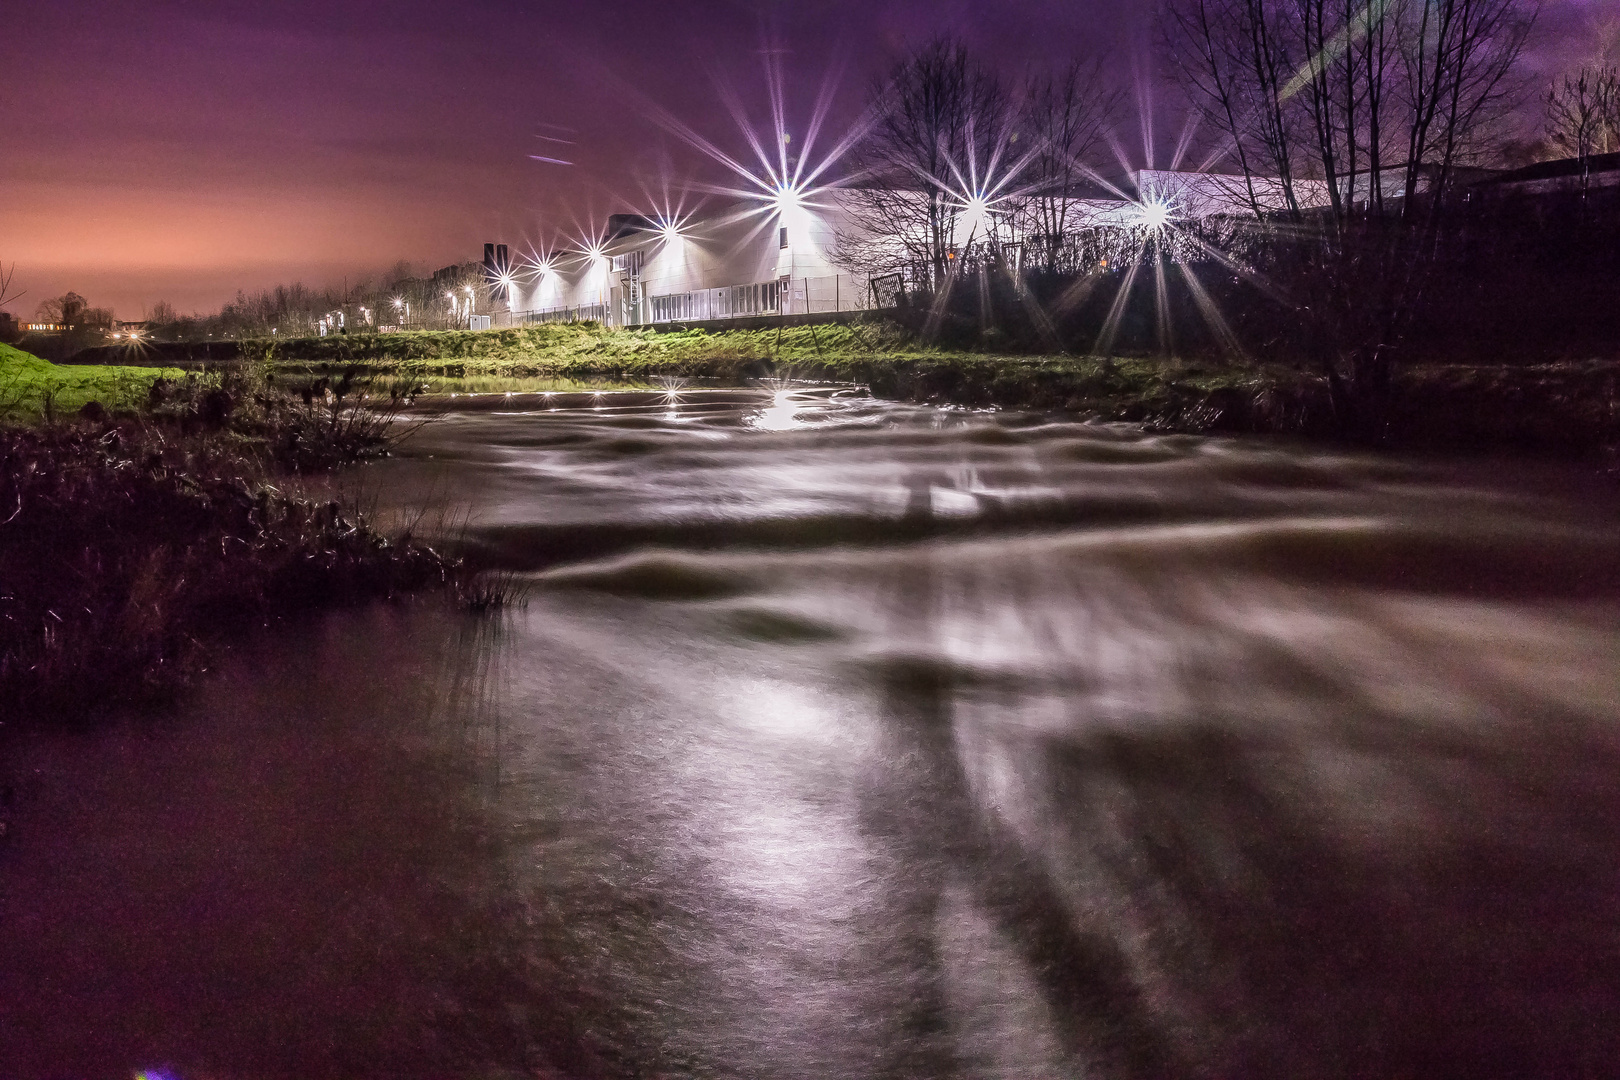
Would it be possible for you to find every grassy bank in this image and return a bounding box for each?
[239,321,939,375]
[2,341,188,418]
[222,323,1302,427]
[0,347,468,727]
[66,322,1620,458]
[235,323,1618,458]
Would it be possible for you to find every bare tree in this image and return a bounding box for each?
[1164,0,1538,420]
[37,292,89,327]
[835,38,1008,290]
[1164,0,1304,218]
[1546,66,1620,195]
[1016,58,1122,274]
[0,261,22,312]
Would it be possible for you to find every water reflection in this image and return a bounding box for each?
[4,393,1620,1077]
[751,388,806,430]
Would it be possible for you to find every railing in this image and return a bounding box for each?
[510,274,877,330]
[791,274,872,317]
[641,274,872,326]
[516,303,611,326]
[648,280,778,324]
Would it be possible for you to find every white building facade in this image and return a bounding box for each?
[506,194,868,329]
[498,169,1321,330]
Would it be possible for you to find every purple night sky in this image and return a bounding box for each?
[1,0,1608,318]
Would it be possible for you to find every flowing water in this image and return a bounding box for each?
[5,387,1620,1078]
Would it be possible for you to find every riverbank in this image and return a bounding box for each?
[66,323,1620,459]
[0,346,463,727]
[1,341,188,419]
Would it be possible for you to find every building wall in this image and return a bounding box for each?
[510,196,860,325]
[503,169,1323,327]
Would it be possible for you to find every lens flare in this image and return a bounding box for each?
[1133,195,1173,231]
[627,40,878,249]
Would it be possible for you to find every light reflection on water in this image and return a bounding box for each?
[4,391,1620,1078]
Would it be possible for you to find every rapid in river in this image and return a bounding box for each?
[4,386,1619,1078]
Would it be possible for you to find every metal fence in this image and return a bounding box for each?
[509,274,879,330]
[643,274,872,326]
[516,303,611,326]
[648,279,779,323]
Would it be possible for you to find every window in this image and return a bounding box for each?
[779,226,789,249]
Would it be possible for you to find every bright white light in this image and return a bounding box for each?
[771,182,805,215]
[392,297,404,309]
[753,388,803,431]
[1133,195,1173,231]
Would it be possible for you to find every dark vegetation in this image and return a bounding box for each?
[0,352,499,727]
[886,180,1620,370]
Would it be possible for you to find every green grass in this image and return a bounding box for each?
[66,322,1618,456]
[244,321,927,375]
[243,322,1288,414]
[1,341,187,419]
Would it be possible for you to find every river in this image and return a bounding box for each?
[4,386,1619,1078]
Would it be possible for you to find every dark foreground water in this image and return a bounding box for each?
[5,387,1620,1079]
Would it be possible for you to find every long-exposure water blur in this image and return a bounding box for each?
[5,387,1619,1078]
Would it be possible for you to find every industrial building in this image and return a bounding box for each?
[480,168,1317,331]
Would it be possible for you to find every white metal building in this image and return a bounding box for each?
[506,193,867,329]
[498,169,1321,330]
